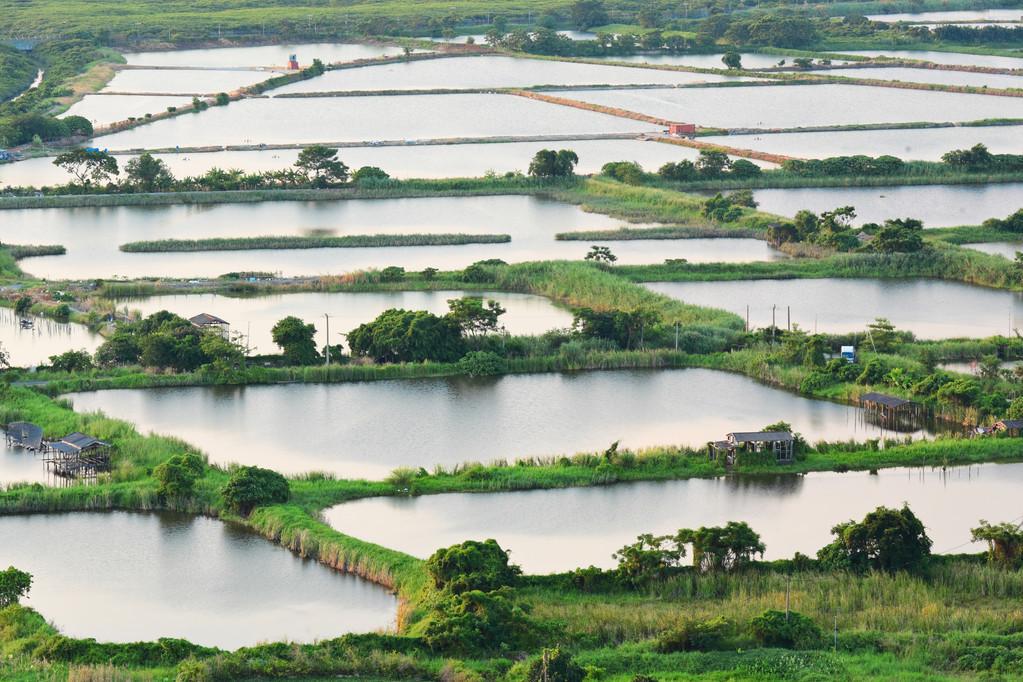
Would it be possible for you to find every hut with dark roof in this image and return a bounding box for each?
[710,430,795,466]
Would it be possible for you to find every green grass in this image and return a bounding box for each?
[118,233,512,252]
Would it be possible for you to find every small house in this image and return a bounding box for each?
[710,431,795,466]
[993,419,1023,437]
[0,149,12,162]
[44,432,112,477]
[189,312,229,337]
[4,422,43,450]
[288,54,300,70]
[668,122,697,137]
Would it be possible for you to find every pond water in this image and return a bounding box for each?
[324,462,1021,573]
[61,94,196,127]
[103,68,283,94]
[940,359,1023,375]
[838,49,1023,70]
[122,43,407,68]
[646,278,1023,339]
[93,94,658,149]
[5,195,781,279]
[0,511,397,648]
[0,439,51,486]
[700,125,1023,161]
[425,30,597,44]
[864,10,1023,23]
[554,83,1023,129]
[272,55,742,94]
[64,368,928,479]
[0,139,765,188]
[120,290,575,354]
[0,307,102,367]
[826,65,1023,89]
[752,183,1023,227]
[965,241,1023,259]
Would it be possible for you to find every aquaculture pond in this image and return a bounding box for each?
[0,307,102,367]
[0,511,397,648]
[102,68,283,94]
[0,439,51,486]
[965,241,1023,260]
[646,279,1023,339]
[5,195,782,279]
[61,94,195,127]
[121,290,575,354]
[64,368,932,479]
[554,84,1023,129]
[837,49,1023,70]
[121,43,407,68]
[864,9,1023,22]
[752,183,1023,227]
[324,462,1021,573]
[92,94,658,149]
[595,52,826,69]
[699,125,1023,161]
[271,55,743,94]
[0,138,770,188]
[823,66,1023,89]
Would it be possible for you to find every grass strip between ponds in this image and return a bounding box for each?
[118,233,512,253]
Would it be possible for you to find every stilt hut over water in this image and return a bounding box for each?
[859,392,923,428]
[4,422,44,451]
[43,432,111,478]
[709,431,795,466]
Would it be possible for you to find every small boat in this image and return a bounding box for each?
[19,318,34,329]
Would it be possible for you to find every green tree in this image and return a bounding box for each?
[613,533,685,585]
[446,297,506,337]
[221,466,289,515]
[528,149,578,178]
[348,309,466,363]
[47,349,93,372]
[421,588,535,655]
[942,143,994,171]
[696,150,731,178]
[817,505,932,573]
[0,566,32,607]
[271,316,319,365]
[721,51,743,69]
[871,218,924,253]
[53,148,119,186]
[601,160,644,184]
[525,647,586,682]
[676,522,765,572]
[866,317,899,353]
[658,159,698,182]
[214,92,229,105]
[125,152,175,192]
[426,539,521,593]
[971,520,1023,568]
[1005,395,1023,420]
[294,145,349,187]
[570,0,609,29]
[153,453,205,499]
[351,165,389,183]
[14,295,31,315]
[729,159,761,178]
[585,245,617,265]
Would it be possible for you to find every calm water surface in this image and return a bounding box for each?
[62,94,195,127]
[273,55,741,93]
[103,68,282,94]
[324,462,1021,573]
[93,94,658,148]
[825,66,1023,88]
[0,511,397,647]
[646,279,1023,338]
[0,307,102,367]
[64,368,928,478]
[122,43,406,67]
[121,290,575,354]
[839,49,1023,70]
[0,139,769,188]
[700,125,1023,160]
[6,196,781,279]
[0,439,51,486]
[752,183,1023,226]
[555,84,1023,128]
[965,241,1023,259]
[595,53,819,69]
[865,10,1023,22]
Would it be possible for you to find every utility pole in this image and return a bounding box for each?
[771,304,777,345]
[787,306,791,332]
[746,305,749,333]
[785,574,791,620]
[246,321,251,356]
[324,313,330,365]
[834,613,838,652]
[674,322,679,351]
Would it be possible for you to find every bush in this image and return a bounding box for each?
[47,349,93,372]
[656,616,731,652]
[457,350,506,377]
[750,610,823,649]
[0,566,32,607]
[524,647,586,682]
[426,539,521,593]
[421,588,535,655]
[153,453,205,499]
[221,466,289,515]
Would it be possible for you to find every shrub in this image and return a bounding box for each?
[817,505,932,573]
[750,610,823,649]
[153,453,205,499]
[426,539,521,593]
[656,616,731,652]
[421,588,535,655]
[0,566,32,607]
[380,266,406,282]
[47,349,93,372]
[221,466,289,515]
[524,647,585,682]
[457,350,506,377]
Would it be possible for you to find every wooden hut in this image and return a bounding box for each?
[859,392,922,422]
[189,312,229,337]
[710,431,795,466]
[43,432,111,478]
[4,422,44,451]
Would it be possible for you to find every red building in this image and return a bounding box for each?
[668,122,696,137]
[288,54,300,70]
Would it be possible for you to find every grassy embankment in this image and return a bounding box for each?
[118,233,512,252]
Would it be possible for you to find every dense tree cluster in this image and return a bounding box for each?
[95,311,243,372]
